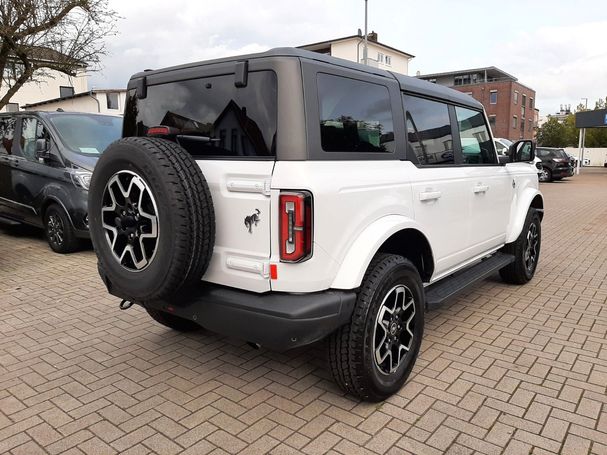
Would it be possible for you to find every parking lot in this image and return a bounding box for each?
[1,168,606,455]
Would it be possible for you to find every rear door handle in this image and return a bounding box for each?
[473,184,489,194]
[419,190,442,201]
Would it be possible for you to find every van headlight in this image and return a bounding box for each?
[71,170,92,190]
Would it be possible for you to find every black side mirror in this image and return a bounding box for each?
[508,140,535,162]
[35,139,51,160]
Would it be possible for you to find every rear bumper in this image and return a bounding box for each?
[142,284,357,351]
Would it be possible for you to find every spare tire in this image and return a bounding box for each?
[88,137,215,302]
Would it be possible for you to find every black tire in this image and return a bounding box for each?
[44,204,81,254]
[88,137,215,302]
[500,209,541,284]
[328,254,425,401]
[539,167,552,183]
[146,308,200,332]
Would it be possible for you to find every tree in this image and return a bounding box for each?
[0,0,118,109]
[537,117,567,147]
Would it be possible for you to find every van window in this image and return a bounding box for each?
[403,95,454,165]
[0,117,16,155]
[318,73,394,153]
[19,117,48,161]
[455,107,497,165]
[123,71,277,158]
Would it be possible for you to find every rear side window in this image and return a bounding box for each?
[455,107,497,165]
[404,95,454,165]
[123,71,277,158]
[0,117,16,155]
[318,73,394,153]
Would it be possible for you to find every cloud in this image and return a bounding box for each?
[493,21,607,114]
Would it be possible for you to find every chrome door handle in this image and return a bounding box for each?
[473,184,489,193]
[419,190,442,201]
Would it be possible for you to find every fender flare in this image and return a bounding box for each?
[505,189,544,244]
[331,215,433,289]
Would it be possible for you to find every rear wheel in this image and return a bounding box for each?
[328,254,425,401]
[44,204,81,253]
[146,308,200,332]
[539,167,552,182]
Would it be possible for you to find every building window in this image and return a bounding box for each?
[454,74,471,86]
[377,52,384,63]
[529,98,534,109]
[490,90,497,104]
[522,105,526,119]
[59,86,74,98]
[488,115,496,126]
[6,103,19,112]
[385,55,391,65]
[522,94,527,109]
[514,91,519,104]
[512,116,518,129]
[106,92,119,110]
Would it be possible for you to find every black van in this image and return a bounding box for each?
[0,111,122,253]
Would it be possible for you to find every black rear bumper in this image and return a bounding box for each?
[141,284,357,351]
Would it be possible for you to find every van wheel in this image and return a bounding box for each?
[500,209,541,284]
[328,254,425,401]
[88,138,215,302]
[44,204,80,253]
[146,308,200,332]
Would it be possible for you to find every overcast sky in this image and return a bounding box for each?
[90,0,607,116]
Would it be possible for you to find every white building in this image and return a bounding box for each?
[0,67,88,113]
[24,89,127,115]
[299,32,414,75]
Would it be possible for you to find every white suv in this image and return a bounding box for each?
[88,48,543,401]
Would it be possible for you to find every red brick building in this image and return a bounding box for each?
[418,67,537,141]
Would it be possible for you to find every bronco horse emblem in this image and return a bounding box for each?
[244,209,261,234]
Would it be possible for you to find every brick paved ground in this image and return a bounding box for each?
[1,169,607,455]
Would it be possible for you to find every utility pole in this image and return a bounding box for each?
[363,0,368,65]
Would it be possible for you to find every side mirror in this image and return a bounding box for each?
[35,139,51,161]
[508,140,535,162]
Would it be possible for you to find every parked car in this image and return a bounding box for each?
[495,138,542,177]
[536,147,574,182]
[0,111,122,252]
[88,48,543,401]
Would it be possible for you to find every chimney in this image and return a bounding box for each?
[368,31,378,42]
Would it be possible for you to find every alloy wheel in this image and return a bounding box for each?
[372,285,416,375]
[101,170,159,271]
[47,214,64,247]
[524,222,539,272]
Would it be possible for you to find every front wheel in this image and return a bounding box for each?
[500,209,541,284]
[44,204,81,253]
[328,254,425,401]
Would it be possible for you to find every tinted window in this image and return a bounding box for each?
[318,73,394,153]
[49,114,122,155]
[455,106,497,164]
[20,117,48,161]
[404,95,453,165]
[124,71,277,158]
[0,117,16,155]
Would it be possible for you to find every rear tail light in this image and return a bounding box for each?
[279,191,313,263]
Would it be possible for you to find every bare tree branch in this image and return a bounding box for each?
[0,0,118,110]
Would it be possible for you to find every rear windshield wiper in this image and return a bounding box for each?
[176,134,220,143]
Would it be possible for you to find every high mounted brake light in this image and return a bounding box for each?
[147,125,178,136]
[279,191,313,263]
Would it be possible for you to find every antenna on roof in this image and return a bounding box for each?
[56,108,64,112]
[357,28,362,36]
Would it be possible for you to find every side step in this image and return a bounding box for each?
[0,215,21,226]
[425,253,514,310]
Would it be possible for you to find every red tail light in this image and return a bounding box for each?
[279,191,313,263]
[147,125,178,136]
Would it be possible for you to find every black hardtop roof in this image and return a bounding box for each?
[130,47,482,110]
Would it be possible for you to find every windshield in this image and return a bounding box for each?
[49,114,122,155]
